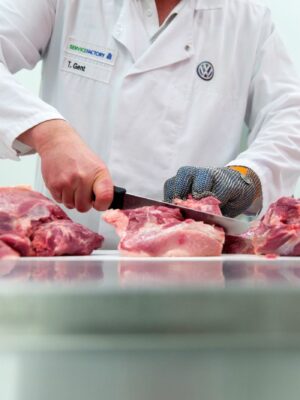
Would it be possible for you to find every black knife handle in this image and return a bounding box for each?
[109,186,127,209]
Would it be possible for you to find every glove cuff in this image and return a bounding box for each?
[228,166,262,200]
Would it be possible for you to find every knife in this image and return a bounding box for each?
[109,186,249,236]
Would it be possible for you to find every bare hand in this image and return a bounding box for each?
[18,120,113,212]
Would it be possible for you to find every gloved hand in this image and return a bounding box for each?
[164,166,262,217]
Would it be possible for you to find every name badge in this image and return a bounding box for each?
[62,56,112,83]
[61,38,117,83]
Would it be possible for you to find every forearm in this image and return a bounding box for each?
[17,120,73,154]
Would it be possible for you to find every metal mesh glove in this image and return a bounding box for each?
[164,166,262,218]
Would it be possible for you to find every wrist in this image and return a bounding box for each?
[17,119,70,154]
[228,165,262,200]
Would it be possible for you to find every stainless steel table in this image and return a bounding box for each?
[1,251,300,400]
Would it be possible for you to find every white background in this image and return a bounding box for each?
[1,0,300,195]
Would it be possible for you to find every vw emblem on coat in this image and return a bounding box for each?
[197,61,214,81]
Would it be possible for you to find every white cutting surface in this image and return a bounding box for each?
[18,250,300,263]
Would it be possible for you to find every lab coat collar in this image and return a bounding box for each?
[114,0,195,73]
[112,1,150,63]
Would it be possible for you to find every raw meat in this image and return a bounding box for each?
[173,195,222,216]
[0,187,103,259]
[225,197,300,256]
[103,205,225,257]
[32,220,103,256]
[223,234,255,255]
[252,197,300,256]
[0,233,32,256]
[174,195,256,255]
[0,240,19,260]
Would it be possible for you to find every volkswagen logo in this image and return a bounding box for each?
[197,61,214,81]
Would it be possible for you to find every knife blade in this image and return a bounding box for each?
[109,186,249,236]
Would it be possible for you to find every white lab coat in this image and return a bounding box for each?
[0,0,300,248]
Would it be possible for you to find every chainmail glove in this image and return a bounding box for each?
[164,166,262,217]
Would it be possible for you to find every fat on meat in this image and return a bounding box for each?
[103,204,225,257]
[173,195,222,215]
[0,187,103,259]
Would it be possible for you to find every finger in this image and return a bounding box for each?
[51,189,63,204]
[62,188,75,209]
[173,166,198,199]
[74,184,93,213]
[92,175,114,211]
[192,168,214,199]
[164,176,176,202]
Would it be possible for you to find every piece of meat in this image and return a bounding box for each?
[0,187,69,237]
[173,196,256,255]
[31,220,103,256]
[0,233,32,256]
[225,197,300,256]
[252,197,300,255]
[0,240,19,260]
[0,186,103,259]
[103,206,225,257]
[173,195,222,216]
[223,234,255,254]
[120,219,225,257]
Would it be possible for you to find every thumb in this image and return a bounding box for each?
[92,173,114,211]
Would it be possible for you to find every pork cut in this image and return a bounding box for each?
[32,220,103,256]
[223,233,255,255]
[0,240,19,260]
[252,197,300,256]
[102,203,225,257]
[225,197,300,256]
[0,187,103,259]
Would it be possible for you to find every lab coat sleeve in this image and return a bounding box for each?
[0,0,64,160]
[227,8,300,214]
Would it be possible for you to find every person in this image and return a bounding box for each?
[0,0,300,248]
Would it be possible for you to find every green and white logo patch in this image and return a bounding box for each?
[66,38,116,65]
